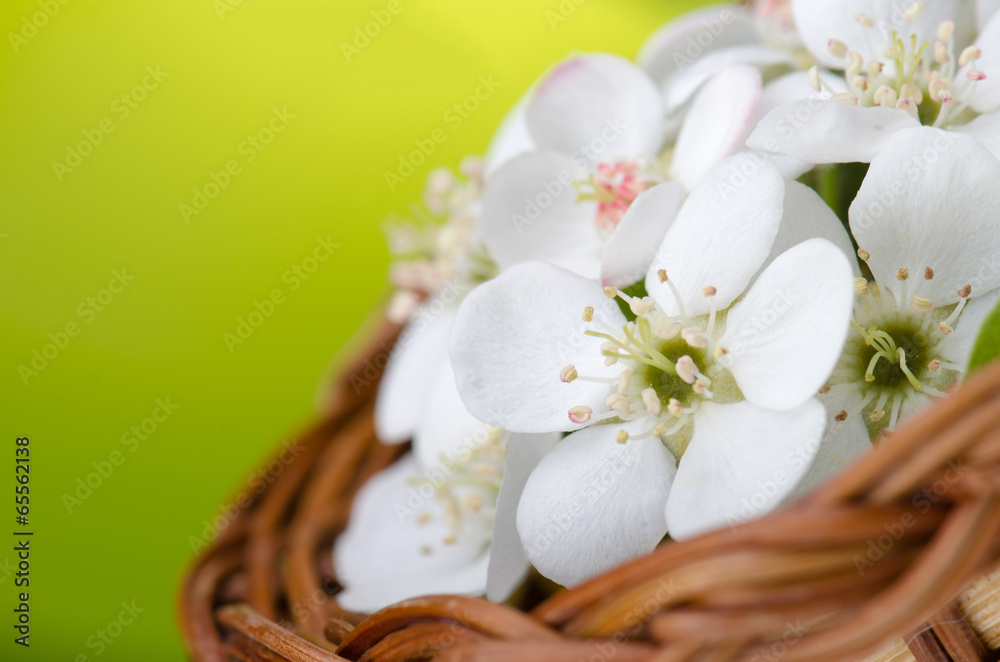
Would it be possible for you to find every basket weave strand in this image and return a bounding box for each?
[179,317,1000,662]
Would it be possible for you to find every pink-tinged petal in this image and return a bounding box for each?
[481,151,602,279]
[748,100,920,163]
[601,182,686,288]
[670,64,762,190]
[639,4,758,87]
[850,127,1000,307]
[449,261,625,433]
[527,54,665,162]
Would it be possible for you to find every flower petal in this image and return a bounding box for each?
[414,358,490,471]
[601,182,687,288]
[337,557,490,613]
[753,71,843,123]
[485,92,535,177]
[980,0,1000,28]
[516,423,675,586]
[663,45,794,113]
[749,71,846,178]
[850,127,1000,307]
[639,4,757,88]
[954,110,1000,159]
[645,153,784,318]
[334,455,489,612]
[750,180,860,291]
[787,389,873,503]
[747,100,920,164]
[722,238,854,411]
[970,10,1000,113]
[938,287,1000,369]
[669,65,762,190]
[486,432,561,602]
[526,54,664,162]
[375,303,456,444]
[480,151,602,279]
[450,261,625,433]
[666,399,826,539]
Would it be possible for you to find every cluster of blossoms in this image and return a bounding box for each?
[334,0,1000,610]
[382,156,495,323]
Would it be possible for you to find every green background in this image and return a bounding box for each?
[0,0,702,659]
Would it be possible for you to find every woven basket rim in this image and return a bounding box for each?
[178,314,1000,662]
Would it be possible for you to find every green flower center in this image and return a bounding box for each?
[644,339,708,408]
[855,321,930,391]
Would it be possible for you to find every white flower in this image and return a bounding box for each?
[449,155,857,585]
[334,431,559,612]
[481,53,764,287]
[637,1,837,184]
[820,125,1000,440]
[375,160,497,454]
[639,4,804,111]
[383,158,494,323]
[749,0,1000,163]
[334,453,491,612]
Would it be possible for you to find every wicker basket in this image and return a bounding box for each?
[178,315,1000,662]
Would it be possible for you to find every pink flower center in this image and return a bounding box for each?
[578,160,653,232]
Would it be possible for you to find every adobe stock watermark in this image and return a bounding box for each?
[715,149,781,200]
[8,0,72,54]
[277,576,341,630]
[213,0,246,21]
[340,0,404,62]
[545,0,588,30]
[668,8,740,72]
[222,235,339,353]
[525,449,636,559]
[391,412,504,523]
[748,620,810,662]
[384,75,501,191]
[180,107,295,223]
[17,268,136,385]
[52,66,168,182]
[61,398,180,515]
[188,439,303,552]
[721,288,796,357]
[853,459,966,575]
[851,130,958,232]
[72,600,145,661]
[0,556,15,585]
[725,428,821,532]
[508,115,628,234]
